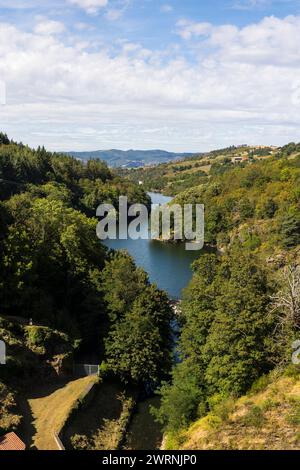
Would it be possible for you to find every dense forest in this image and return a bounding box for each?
[148,145,300,446]
[0,132,173,436]
[1,132,300,449]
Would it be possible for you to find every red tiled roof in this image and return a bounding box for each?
[0,432,26,451]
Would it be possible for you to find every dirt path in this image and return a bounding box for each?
[19,375,97,450]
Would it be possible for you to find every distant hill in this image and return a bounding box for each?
[65,149,197,168]
[119,144,279,196]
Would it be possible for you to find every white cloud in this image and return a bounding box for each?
[34,19,65,35]
[67,0,108,15]
[160,4,173,13]
[1,15,300,151]
[178,15,300,66]
[105,8,123,20]
[105,1,131,21]
[176,19,213,39]
[74,22,96,31]
[232,0,270,10]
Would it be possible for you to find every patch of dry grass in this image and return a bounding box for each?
[167,372,300,451]
[28,375,97,450]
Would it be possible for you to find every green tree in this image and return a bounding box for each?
[203,257,273,396]
[154,360,206,431]
[101,251,149,322]
[280,208,300,248]
[156,252,274,432]
[105,285,172,385]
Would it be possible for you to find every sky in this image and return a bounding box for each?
[1,0,300,152]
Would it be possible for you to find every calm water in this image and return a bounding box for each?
[103,192,200,299]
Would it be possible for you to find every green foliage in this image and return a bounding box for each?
[207,394,235,422]
[0,381,22,433]
[0,195,107,343]
[280,208,300,248]
[242,405,265,428]
[283,365,300,379]
[153,360,206,432]
[168,151,300,254]
[25,326,71,356]
[280,142,300,156]
[100,251,149,322]
[0,134,166,389]
[105,280,173,385]
[0,132,10,145]
[241,230,261,250]
[249,374,271,395]
[0,140,149,215]
[261,198,278,219]
[157,252,274,432]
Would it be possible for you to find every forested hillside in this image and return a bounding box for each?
[152,144,300,449]
[1,132,300,449]
[119,145,278,195]
[0,133,173,437]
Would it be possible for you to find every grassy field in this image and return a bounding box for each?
[20,375,97,450]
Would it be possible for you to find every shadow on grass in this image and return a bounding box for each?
[17,377,72,449]
[63,380,127,449]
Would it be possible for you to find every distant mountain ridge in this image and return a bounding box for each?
[65,149,198,168]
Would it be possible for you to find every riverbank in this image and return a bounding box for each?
[104,192,200,299]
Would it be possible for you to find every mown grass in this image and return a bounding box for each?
[26,375,97,450]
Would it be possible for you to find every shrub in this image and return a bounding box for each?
[70,434,90,450]
[242,405,265,428]
[207,394,235,422]
[249,374,271,395]
[284,365,300,380]
[25,326,71,356]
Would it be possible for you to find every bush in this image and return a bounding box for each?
[242,405,265,428]
[25,326,71,356]
[284,365,300,379]
[208,394,235,423]
[0,382,22,433]
[71,434,90,450]
[280,209,300,248]
[249,374,271,395]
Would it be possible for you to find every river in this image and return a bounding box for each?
[102,192,201,449]
[103,192,200,299]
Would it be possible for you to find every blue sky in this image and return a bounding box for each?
[0,0,300,151]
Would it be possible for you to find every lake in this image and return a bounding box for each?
[103,192,200,299]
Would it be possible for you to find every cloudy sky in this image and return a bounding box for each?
[0,0,300,152]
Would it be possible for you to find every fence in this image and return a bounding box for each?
[73,363,99,377]
[0,340,5,365]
